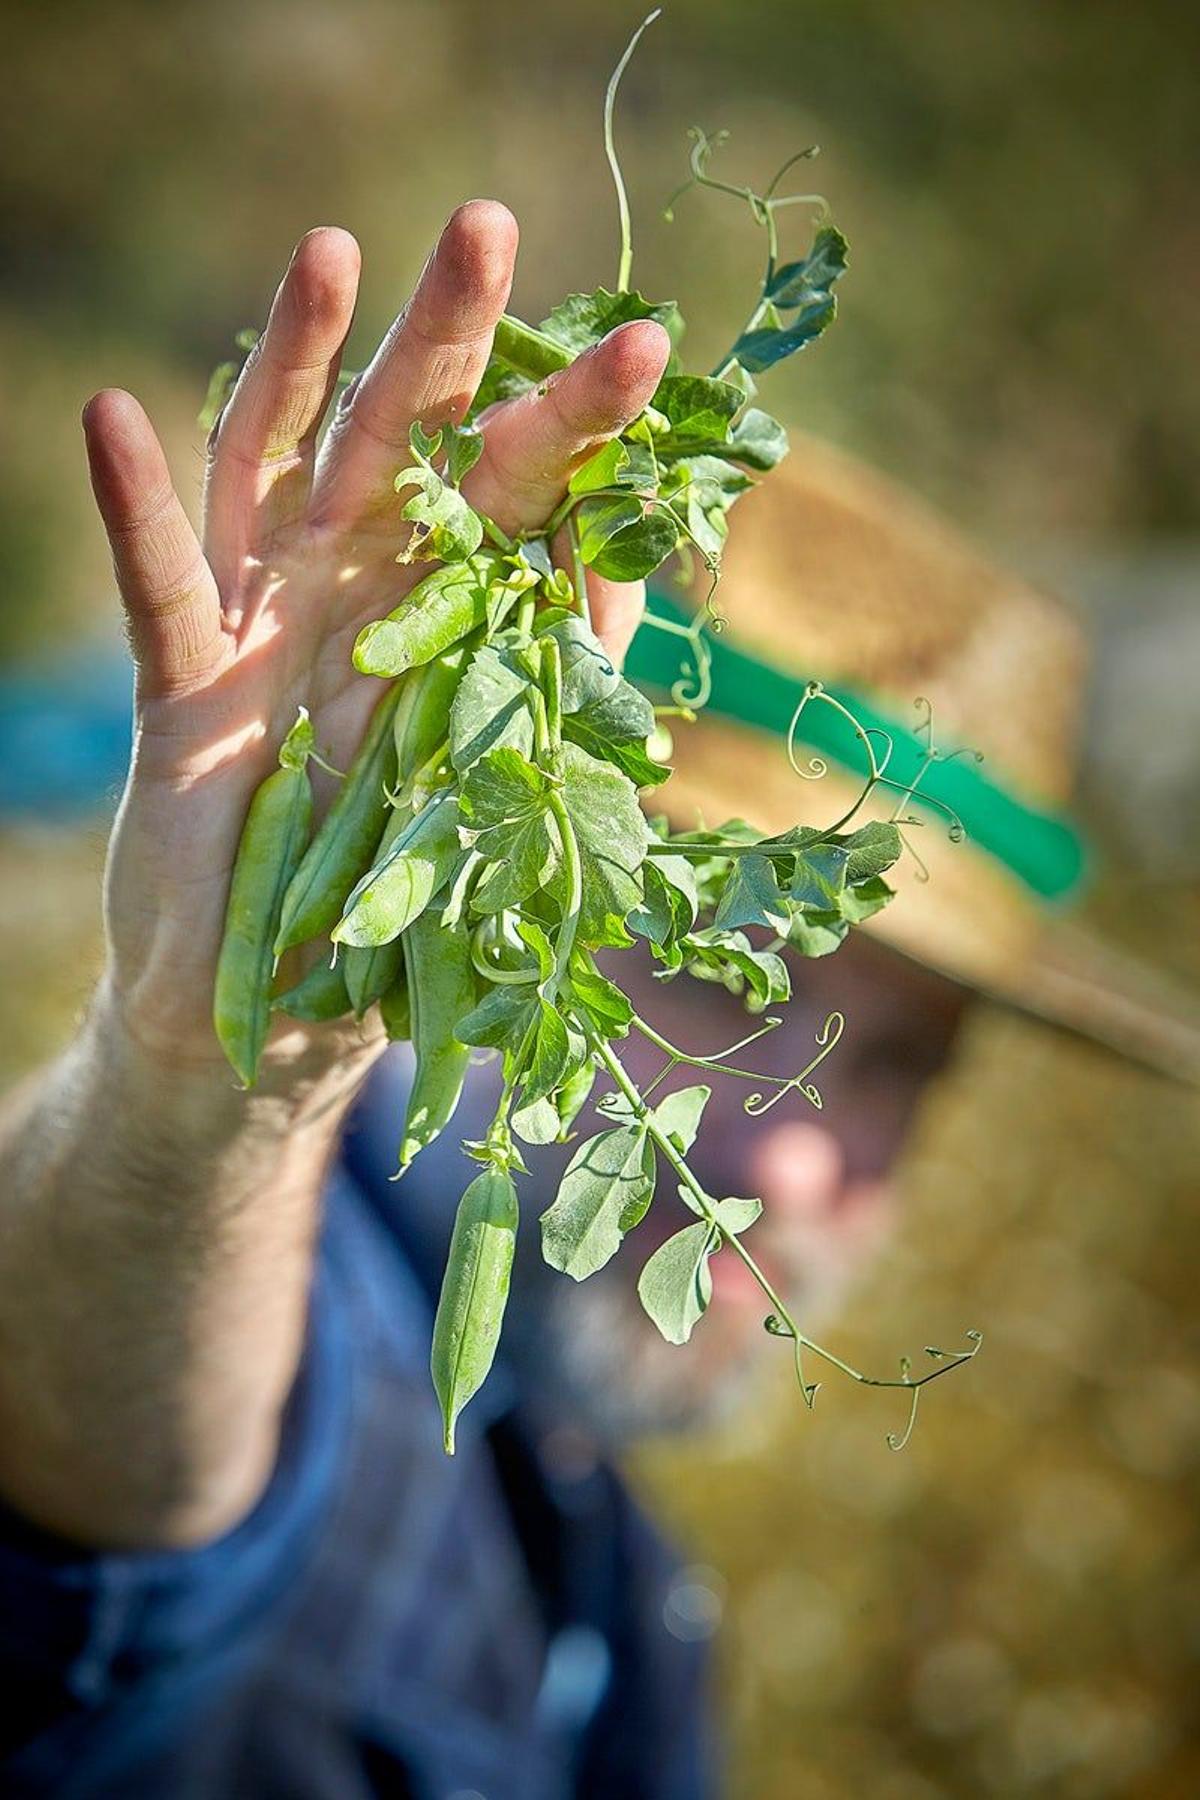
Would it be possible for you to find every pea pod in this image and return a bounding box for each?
[397,908,476,1172]
[274,682,403,957]
[331,790,461,950]
[430,1166,519,1453]
[271,949,351,1023]
[343,939,405,1020]
[378,971,411,1042]
[393,640,471,782]
[353,551,503,679]
[214,717,314,1086]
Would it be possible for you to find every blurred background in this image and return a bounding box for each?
[2,1,1198,1793]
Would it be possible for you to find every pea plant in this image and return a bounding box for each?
[213,11,980,1454]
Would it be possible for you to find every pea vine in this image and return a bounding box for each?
[212,11,980,1456]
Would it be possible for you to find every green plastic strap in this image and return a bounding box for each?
[629,594,1088,902]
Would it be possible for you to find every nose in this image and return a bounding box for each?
[748,1121,847,1220]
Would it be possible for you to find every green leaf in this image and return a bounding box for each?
[563,723,670,789]
[521,1000,576,1106]
[542,616,620,713]
[675,1186,763,1235]
[786,909,850,958]
[629,854,698,953]
[730,292,837,374]
[668,455,755,557]
[553,1062,597,1141]
[838,874,894,924]
[540,287,682,354]
[713,1194,763,1234]
[637,1182,763,1346]
[449,646,535,774]
[569,439,633,496]
[588,508,680,582]
[567,959,633,1040]
[576,494,644,565]
[455,982,538,1052]
[395,462,484,564]
[550,744,648,948]
[726,408,790,471]
[651,374,743,450]
[460,749,559,914]
[514,1059,599,1146]
[510,1095,561,1147]
[445,419,485,486]
[636,1220,715,1344]
[712,854,791,933]
[786,844,850,911]
[681,927,790,1011]
[277,706,316,772]
[562,678,667,788]
[765,223,848,308]
[540,1124,656,1280]
[756,830,851,907]
[840,820,903,883]
[651,1085,710,1155]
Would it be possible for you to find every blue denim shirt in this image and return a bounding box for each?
[0,1057,716,1799]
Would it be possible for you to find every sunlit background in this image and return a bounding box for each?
[2,2,1198,1794]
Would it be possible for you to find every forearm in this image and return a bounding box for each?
[0,977,374,1549]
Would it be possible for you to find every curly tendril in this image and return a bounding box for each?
[743,1010,844,1115]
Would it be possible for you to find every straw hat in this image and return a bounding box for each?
[628,434,1200,1083]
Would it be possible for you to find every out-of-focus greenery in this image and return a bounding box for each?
[2,3,1198,1794]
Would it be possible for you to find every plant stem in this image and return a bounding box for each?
[547,789,582,987]
[566,516,591,631]
[605,10,661,291]
[541,636,564,752]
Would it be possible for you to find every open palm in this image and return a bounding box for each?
[83,203,669,1076]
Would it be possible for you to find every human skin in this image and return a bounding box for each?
[0,202,671,1550]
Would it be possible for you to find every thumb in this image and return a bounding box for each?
[83,389,226,701]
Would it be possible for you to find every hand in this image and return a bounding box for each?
[84,203,670,1080]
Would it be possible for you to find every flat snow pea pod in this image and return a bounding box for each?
[343,938,405,1020]
[214,716,314,1086]
[274,681,404,956]
[393,640,470,789]
[271,949,351,1023]
[331,790,461,950]
[397,909,476,1172]
[353,550,503,679]
[430,1166,519,1453]
[378,971,411,1042]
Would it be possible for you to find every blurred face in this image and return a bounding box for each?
[528,931,971,1439]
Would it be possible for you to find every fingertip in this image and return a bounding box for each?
[81,387,147,444]
[562,318,670,435]
[447,197,519,253]
[284,227,361,333]
[438,198,519,298]
[600,318,672,390]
